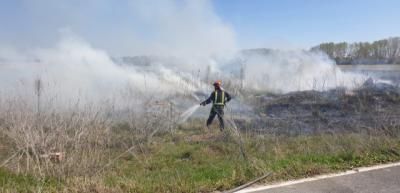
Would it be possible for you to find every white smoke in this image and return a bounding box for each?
[0,0,373,106]
[239,50,367,93]
[126,0,237,62]
[0,35,205,105]
[0,0,236,104]
[5,0,237,62]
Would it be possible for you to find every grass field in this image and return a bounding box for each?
[338,64,400,71]
[1,121,400,193]
[338,64,400,85]
[1,65,400,192]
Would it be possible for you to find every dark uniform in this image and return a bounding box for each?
[200,89,231,130]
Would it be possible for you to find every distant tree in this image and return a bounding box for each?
[311,37,400,64]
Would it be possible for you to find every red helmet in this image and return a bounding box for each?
[213,80,221,87]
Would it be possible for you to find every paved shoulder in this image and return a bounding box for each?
[241,164,400,193]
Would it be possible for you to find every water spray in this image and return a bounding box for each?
[178,104,201,124]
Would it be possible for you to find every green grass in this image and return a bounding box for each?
[99,131,400,193]
[0,168,61,193]
[1,126,400,193]
[104,141,253,193]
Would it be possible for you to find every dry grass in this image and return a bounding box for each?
[0,85,400,192]
[1,126,399,193]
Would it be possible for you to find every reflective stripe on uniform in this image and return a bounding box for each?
[214,91,225,106]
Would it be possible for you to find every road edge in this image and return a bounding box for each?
[237,161,400,193]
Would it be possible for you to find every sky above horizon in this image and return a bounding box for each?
[1,0,399,54]
[214,0,400,49]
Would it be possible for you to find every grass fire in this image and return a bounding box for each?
[1,1,400,193]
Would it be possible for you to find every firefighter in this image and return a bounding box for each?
[200,80,231,131]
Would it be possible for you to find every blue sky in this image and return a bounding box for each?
[1,0,400,52]
[213,0,400,49]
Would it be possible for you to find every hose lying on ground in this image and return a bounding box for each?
[223,172,272,193]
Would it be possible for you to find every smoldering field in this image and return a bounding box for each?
[1,1,400,192]
[1,36,400,192]
[1,32,400,193]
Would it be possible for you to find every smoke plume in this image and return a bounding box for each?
[238,50,367,93]
[0,0,372,107]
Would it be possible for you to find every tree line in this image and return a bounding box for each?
[310,37,400,65]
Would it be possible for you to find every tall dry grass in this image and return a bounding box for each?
[0,90,177,181]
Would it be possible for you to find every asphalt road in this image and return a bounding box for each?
[243,165,400,193]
